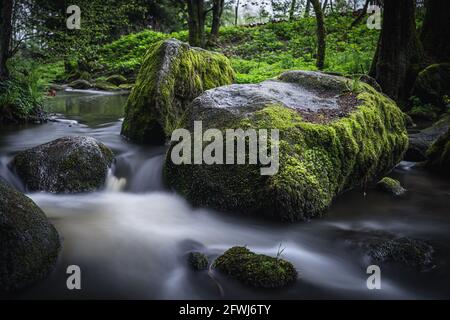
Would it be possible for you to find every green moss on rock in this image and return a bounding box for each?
[0,178,60,292]
[214,246,297,288]
[413,63,450,108]
[164,71,408,221]
[121,39,235,145]
[188,252,208,271]
[376,177,406,197]
[426,128,450,177]
[12,136,114,193]
[105,74,127,86]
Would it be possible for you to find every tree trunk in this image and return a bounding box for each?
[210,0,224,42]
[289,0,297,21]
[0,0,14,81]
[311,0,326,70]
[304,0,311,17]
[187,0,206,48]
[421,0,450,63]
[350,0,369,28]
[371,0,423,104]
[235,0,240,26]
[322,0,329,12]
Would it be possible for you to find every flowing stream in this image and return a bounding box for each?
[1,90,449,299]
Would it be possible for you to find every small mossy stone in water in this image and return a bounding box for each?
[376,177,407,197]
[121,38,235,145]
[0,178,61,292]
[214,246,297,288]
[188,252,208,271]
[94,81,120,91]
[12,136,114,193]
[345,230,434,271]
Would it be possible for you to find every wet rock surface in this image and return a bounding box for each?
[12,136,114,193]
[0,178,60,292]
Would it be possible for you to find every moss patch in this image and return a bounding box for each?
[376,177,406,197]
[214,247,297,288]
[121,39,235,145]
[413,63,450,108]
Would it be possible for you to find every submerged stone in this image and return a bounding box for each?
[376,177,407,197]
[214,246,297,288]
[0,178,60,292]
[12,136,114,193]
[164,70,408,221]
[121,39,235,145]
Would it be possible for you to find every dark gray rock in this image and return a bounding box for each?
[346,230,434,271]
[405,114,450,161]
[68,79,92,90]
[12,136,114,193]
[0,178,61,292]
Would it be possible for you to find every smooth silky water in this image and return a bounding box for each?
[1,91,449,299]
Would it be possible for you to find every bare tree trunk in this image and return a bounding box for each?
[311,0,326,69]
[421,0,450,63]
[235,0,240,26]
[371,0,423,104]
[304,0,311,17]
[289,0,297,21]
[322,0,329,12]
[0,0,14,81]
[187,0,206,48]
[350,0,369,28]
[210,0,224,42]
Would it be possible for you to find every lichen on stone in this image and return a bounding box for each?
[121,39,235,145]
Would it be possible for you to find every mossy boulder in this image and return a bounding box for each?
[68,79,93,90]
[376,177,406,197]
[164,70,408,221]
[121,38,235,145]
[405,114,450,161]
[12,136,114,193]
[0,178,60,292]
[413,63,450,108]
[105,74,127,86]
[214,246,297,288]
[94,81,120,91]
[188,252,208,271]
[426,128,450,177]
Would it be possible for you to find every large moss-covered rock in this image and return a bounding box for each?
[121,39,235,145]
[413,63,450,108]
[0,178,60,292]
[164,70,408,221]
[214,247,297,288]
[426,128,450,177]
[12,136,114,193]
